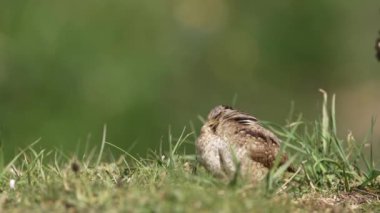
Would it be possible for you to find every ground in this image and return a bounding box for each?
[0,153,379,212]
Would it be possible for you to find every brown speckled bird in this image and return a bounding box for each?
[196,105,294,182]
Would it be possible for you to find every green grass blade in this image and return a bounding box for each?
[319,89,329,155]
[96,124,107,166]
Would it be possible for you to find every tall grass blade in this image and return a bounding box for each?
[0,140,4,173]
[370,117,376,168]
[96,124,107,166]
[319,89,329,155]
[232,93,238,107]
[331,94,337,136]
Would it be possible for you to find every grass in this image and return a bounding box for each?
[0,91,379,212]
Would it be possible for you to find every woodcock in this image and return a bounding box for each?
[196,105,294,182]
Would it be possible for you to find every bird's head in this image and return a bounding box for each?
[204,105,234,132]
[207,105,233,120]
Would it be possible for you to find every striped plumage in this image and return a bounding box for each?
[196,105,294,182]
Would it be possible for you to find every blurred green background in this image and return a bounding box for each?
[0,0,379,160]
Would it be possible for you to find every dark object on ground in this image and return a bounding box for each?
[71,162,80,173]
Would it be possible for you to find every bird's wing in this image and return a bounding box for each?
[220,110,281,145]
[218,111,289,170]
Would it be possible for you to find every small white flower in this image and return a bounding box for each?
[161,155,165,161]
[9,179,16,190]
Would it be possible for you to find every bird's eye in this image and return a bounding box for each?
[209,123,218,133]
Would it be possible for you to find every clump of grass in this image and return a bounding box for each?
[0,91,378,211]
[266,90,380,195]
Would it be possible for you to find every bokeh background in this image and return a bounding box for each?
[0,1,379,160]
